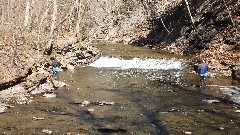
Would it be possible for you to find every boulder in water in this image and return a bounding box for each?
[0,106,6,113]
[43,93,57,98]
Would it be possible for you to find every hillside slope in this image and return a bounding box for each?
[131,0,239,68]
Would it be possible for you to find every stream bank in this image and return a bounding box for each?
[0,43,239,135]
[0,39,101,113]
[0,1,239,133]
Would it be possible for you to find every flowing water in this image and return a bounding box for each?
[0,43,240,135]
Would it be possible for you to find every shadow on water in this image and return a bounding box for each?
[97,87,169,135]
[39,67,173,134]
[57,65,240,134]
[0,44,240,134]
[17,51,238,135]
[155,79,240,122]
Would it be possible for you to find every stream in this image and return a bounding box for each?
[0,43,240,135]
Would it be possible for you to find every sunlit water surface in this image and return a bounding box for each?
[0,43,239,135]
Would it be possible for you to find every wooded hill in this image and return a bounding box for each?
[0,0,239,83]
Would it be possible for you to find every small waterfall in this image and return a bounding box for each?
[89,56,184,70]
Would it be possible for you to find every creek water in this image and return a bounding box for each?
[0,43,240,135]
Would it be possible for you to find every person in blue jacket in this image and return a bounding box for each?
[198,60,209,87]
[52,57,61,80]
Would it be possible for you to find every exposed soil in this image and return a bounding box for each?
[0,36,101,108]
[129,0,240,77]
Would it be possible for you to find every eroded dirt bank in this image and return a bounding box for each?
[0,38,101,112]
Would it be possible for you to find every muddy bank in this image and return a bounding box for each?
[0,39,101,113]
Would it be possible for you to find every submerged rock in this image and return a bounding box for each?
[81,100,90,106]
[219,86,240,104]
[97,101,115,105]
[183,131,192,135]
[42,129,53,134]
[0,106,6,113]
[202,99,220,103]
[43,93,57,98]
[33,117,45,120]
[87,108,94,113]
[235,110,240,113]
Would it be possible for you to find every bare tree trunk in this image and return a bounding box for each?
[24,0,31,27]
[1,0,4,25]
[7,0,10,22]
[40,1,50,28]
[37,1,49,57]
[184,0,194,26]
[54,4,75,31]
[69,1,76,35]
[76,0,80,33]
[38,0,50,39]
[75,0,82,40]
[7,0,14,23]
[160,17,170,33]
[47,0,58,55]
[222,0,235,27]
[5,0,9,22]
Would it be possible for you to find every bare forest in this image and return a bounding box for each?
[0,0,239,86]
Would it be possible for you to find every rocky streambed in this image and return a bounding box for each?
[0,43,239,135]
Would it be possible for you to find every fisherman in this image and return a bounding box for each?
[52,57,61,80]
[198,60,209,87]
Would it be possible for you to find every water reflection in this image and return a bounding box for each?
[0,44,239,134]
